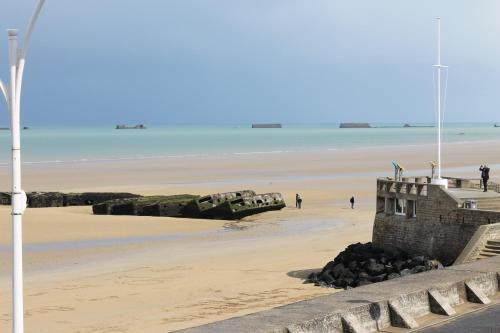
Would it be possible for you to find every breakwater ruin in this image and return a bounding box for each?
[93,190,286,220]
[0,190,286,221]
[0,191,139,207]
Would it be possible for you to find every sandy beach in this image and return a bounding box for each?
[0,141,498,332]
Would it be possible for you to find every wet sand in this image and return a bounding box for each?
[0,141,498,332]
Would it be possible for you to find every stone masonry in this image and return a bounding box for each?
[373,177,500,265]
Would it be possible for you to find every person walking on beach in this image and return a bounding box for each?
[296,194,302,209]
[350,196,355,209]
[480,165,490,192]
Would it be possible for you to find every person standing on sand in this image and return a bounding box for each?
[350,196,355,209]
[480,165,490,192]
[296,194,302,209]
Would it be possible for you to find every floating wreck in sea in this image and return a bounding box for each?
[339,123,371,128]
[252,123,282,128]
[115,124,146,129]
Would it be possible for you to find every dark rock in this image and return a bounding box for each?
[387,273,401,280]
[348,260,358,271]
[343,277,355,286]
[321,261,336,274]
[335,278,348,288]
[393,260,405,272]
[411,256,426,266]
[365,262,385,276]
[370,274,387,283]
[331,263,348,279]
[384,264,394,273]
[321,272,335,285]
[357,279,373,287]
[400,268,411,277]
[304,272,318,284]
[411,265,427,274]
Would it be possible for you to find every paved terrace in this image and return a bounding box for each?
[176,256,500,333]
[448,188,500,212]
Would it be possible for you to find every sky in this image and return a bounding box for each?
[0,0,500,125]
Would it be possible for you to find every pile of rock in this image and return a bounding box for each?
[305,242,443,289]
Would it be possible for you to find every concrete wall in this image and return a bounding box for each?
[373,182,500,265]
[176,256,500,333]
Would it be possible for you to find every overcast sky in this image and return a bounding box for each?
[1,0,499,125]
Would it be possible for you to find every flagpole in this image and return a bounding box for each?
[431,17,448,188]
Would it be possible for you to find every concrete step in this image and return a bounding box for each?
[478,252,497,257]
[484,244,500,250]
[481,249,500,254]
[476,255,493,260]
[488,240,500,246]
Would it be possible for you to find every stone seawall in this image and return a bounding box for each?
[373,184,500,265]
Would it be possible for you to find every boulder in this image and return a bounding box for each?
[357,279,373,287]
[400,268,411,277]
[411,265,427,274]
[365,262,385,276]
[331,263,348,279]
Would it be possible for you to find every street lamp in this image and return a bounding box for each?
[0,1,46,332]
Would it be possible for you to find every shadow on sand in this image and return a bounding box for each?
[287,268,322,279]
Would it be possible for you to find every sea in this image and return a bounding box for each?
[0,123,498,165]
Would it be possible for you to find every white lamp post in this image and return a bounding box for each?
[0,1,46,332]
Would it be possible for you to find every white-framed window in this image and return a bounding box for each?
[395,198,406,215]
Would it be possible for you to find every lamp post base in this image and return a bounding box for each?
[431,178,448,188]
